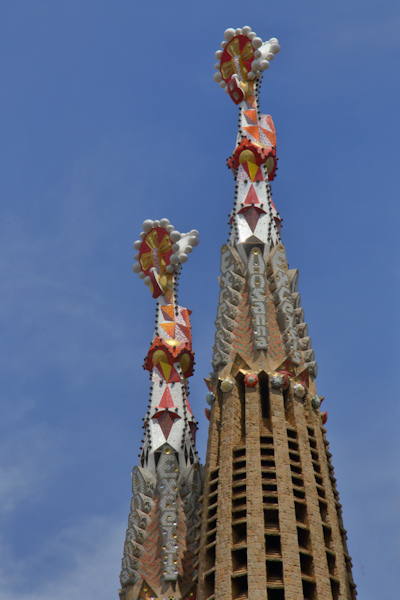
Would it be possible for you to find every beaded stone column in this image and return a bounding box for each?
[196,27,357,600]
[119,219,203,600]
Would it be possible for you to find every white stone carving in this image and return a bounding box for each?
[247,248,269,350]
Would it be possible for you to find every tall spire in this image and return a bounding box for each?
[119,219,202,600]
[210,26,315,377]
[196,27,357,600]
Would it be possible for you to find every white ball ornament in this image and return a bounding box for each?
[252,37,263,49]
[206,392,215,406]
[214,62,221,71]
[133,240,142,250]
[172,243,180,252]
[221,378,234,393]
[166,224,174,233]
[251,60,261,71]
[294,383,306,398]
[220,80,226,88]
[142,219,154,232]
[247,71,256,80]
[270,375,284,389]
[213,72,223,83]
[140,231,146,239]
[224,28,236,41]
[242,26,252,36]
[159,218,170,228]
[188,235,199,247]
[185,245,193,254]
[138,271,146,279]
[254,50,261,58]
[260,60,270,70]
[215,50,223,59]
[248,32,256,40]
[270,42,280,54]
[143,276,151,286]
[152,220,160,228]
[165,264,175,273]
[132,262,141,274]
[312,395,321,409]
[170,254,179,265]
[221,41,227,49]
[235,28,242,36]
[170,231,181,242]
[179,253,188,263]
[133,253,139,261]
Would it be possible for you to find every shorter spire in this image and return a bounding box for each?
[120,219,202,600]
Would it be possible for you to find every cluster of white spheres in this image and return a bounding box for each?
[213,27,280,89]
[132,218,199,285]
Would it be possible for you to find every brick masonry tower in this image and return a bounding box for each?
[195,27,357,600]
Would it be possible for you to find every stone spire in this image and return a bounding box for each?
[196,27,357,600]
[210,26,313,375]
[119,219,202,600]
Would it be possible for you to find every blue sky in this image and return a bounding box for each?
[0,1,399,598]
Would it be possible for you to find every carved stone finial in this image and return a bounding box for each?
[213,27,280,105]
[132,218,199,300]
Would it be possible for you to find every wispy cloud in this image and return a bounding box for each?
[0,422,59,515]
[0,514,125,600]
